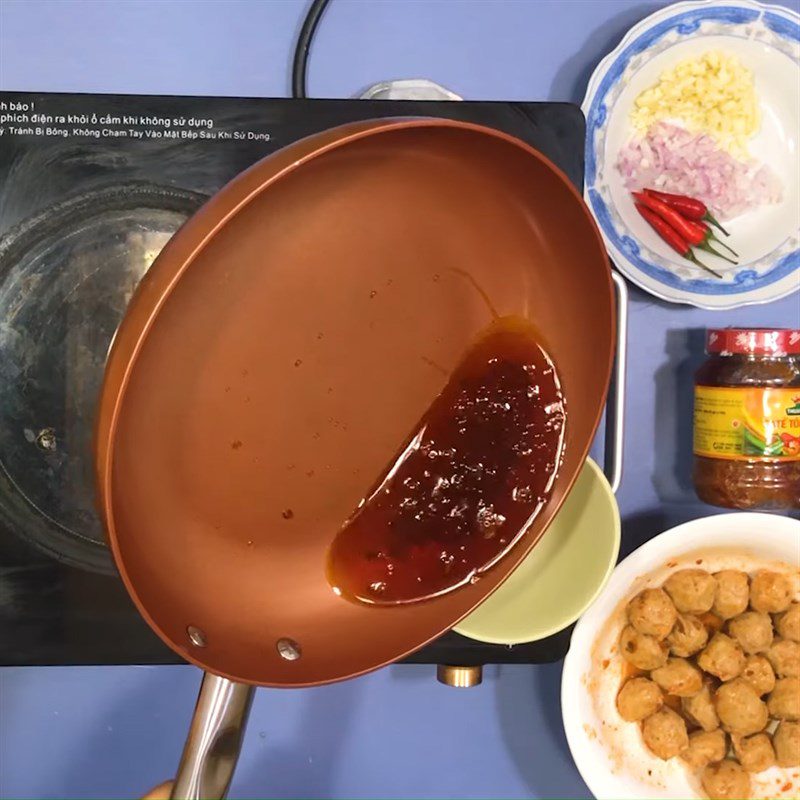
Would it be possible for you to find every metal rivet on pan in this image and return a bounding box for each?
[276,638,301,661]
[187,625,207,647]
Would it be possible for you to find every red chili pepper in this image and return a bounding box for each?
[635,203,722,279]
[635,203,690,253]
[695,218,740,259]
[634,192,704,242]
[633,192,737,265]
[643,188,730,236]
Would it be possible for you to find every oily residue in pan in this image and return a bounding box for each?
[327,316,566,605]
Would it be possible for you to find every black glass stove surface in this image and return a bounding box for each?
[0,92,584,666]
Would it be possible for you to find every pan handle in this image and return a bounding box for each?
[603,271,628,495]
[170,673,255,800]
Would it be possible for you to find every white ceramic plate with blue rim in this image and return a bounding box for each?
[582,0,800,309]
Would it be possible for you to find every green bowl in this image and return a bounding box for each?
[454,457,620,645]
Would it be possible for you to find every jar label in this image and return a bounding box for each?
[694,386,800,460]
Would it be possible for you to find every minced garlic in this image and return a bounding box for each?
[630,51,760,157]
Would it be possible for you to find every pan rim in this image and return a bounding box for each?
[97,117,615,686]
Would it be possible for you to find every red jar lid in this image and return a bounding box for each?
[706,328,800,356]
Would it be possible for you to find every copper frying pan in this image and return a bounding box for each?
[95,119,614,797]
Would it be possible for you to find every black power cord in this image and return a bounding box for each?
[292,0,332,98]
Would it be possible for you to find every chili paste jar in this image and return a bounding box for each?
[693,328,800,510]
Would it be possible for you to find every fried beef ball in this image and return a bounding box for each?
[740,655,776,697]
[750,570,793,614]
[682,729,727,770]
[613,564,799,791]
[616,677,663,722]
[701,760,751,800]
[619,625,667,671]
[698,633,745,682]
[667,613,708,657]
[664,569,717,615]
[775,602,800,642]
[768,677,800,720]
[732,733,776,773]
[683,683,720,732]
[642,707,689,760]
[627,588,678,639]
[773,721,800,767]
[651,657,704,697]
[712,570,750,620]
[765,637,800,678]
[715,679,768,736]
[728,611,774,654]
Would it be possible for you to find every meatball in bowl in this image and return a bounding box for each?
[562,512,800,800]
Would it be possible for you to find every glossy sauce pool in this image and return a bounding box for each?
[327,317,566,605]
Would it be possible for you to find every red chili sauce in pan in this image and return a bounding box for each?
[327,317,566,605]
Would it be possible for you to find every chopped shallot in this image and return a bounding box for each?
[616,122,782,221]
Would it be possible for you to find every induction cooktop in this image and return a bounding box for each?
[0,91,584,667]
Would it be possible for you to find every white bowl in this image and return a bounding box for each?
[561,512,800,800]
[582,0,800,309]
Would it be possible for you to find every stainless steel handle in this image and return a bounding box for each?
[604,271,628,495]
[170,673,255,800]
